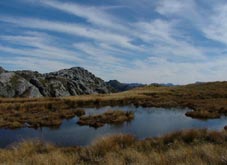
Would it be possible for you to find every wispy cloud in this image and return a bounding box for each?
[113,55,227,84]
[202,4,227,45]
[0,32,83,62]
[37,0,124,30]
[0,0,227,83]
[156,0,196,16]
[73,42,122,64]
[133,19,205,60]
[0,16,139,50]
[0,56,73,73]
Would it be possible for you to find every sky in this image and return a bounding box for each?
[0,0,227,84]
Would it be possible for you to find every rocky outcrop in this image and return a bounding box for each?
[107,80,145,92]
[0,67,112,98]
[0,72,42,98]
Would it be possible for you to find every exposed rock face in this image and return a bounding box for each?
[0,67,112,98]
[0,72,42,98]
[107,80,145,92]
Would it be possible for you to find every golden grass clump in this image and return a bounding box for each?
[0,108,85,129]
[185,110,221,119]
[77,110,134,128]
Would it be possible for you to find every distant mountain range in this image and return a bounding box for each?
[150,83,175,87]
[106,80,145,92]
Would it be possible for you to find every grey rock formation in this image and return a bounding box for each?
[0,72,42,98]
[0,66,112,98]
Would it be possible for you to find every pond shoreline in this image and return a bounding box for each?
[1,106,227,148]
[1,82,227,130]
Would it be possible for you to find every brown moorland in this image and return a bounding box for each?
[1,81,227,128]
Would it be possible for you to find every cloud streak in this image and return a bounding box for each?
[0,0,227,84]
[0,16,139,50]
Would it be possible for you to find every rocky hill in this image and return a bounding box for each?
[0,67,112,98]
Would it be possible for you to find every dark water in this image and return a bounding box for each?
[0,105,227,148]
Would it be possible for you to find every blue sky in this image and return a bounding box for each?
[0,0,227,84]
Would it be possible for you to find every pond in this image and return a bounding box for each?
[0,105,227,148]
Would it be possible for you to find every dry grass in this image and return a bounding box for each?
[77,110,134,128]
[1,129,227,164]
[0,107,85,129]
[185,110,221,119]
[1,82,227,163]
[1,81,227,128]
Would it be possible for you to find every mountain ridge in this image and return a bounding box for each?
[0,67,112,98]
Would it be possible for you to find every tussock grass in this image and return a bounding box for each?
[0,108,85,129]
[185,110,221,119]
[1,129,227,164]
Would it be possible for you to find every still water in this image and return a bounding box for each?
[0,105,227,148]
